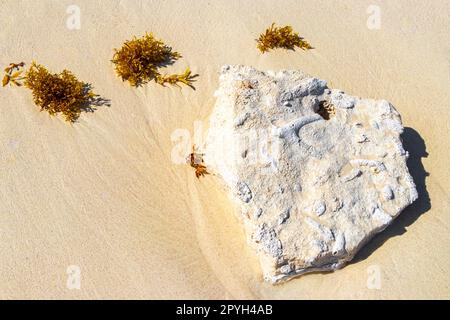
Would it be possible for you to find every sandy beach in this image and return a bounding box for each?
[0,0,449,299]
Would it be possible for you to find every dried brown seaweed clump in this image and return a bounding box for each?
[256,23,313,53]
[2,62,108,123]
[112,32,197,88]
[24,62,96,122]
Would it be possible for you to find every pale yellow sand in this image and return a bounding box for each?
[0,0,449,299]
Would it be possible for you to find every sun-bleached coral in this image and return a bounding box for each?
[204,65,417,284]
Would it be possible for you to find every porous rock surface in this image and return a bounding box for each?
[204,65,418,284]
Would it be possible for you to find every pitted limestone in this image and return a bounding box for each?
[204,65,418,284]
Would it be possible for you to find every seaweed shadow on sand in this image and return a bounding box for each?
[80,83,111,114]
[352,127,431,263]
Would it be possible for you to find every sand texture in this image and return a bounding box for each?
[0,0,449,299]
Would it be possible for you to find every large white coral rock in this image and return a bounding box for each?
[204,65,418,284]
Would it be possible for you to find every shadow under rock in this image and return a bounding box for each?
[352,127,431,263]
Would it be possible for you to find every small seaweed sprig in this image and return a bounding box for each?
[156,67,198,89]
[112,32,197,88]
[3,62,26,87]
[187,145,209,179]
[256,23,313,53]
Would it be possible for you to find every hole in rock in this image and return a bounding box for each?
[316,101,335,120]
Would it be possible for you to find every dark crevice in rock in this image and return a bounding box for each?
[316,101,335,120]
